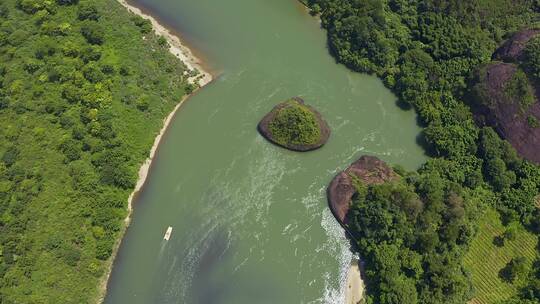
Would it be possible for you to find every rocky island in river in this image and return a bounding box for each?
[258,97,330,152]
[327,155,397,229]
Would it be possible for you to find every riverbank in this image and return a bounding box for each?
[345,260,364,304]
[96,1,213,302]
[117,0,212,87]
[328,156,396,304]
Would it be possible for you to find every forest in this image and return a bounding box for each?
[0,0,192,302]
[305,0,540,303]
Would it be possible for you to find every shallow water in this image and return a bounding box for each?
[104,0,427,303]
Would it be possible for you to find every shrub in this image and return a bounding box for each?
[41,21,71,36]
[136,96,149,111]
[96,149,135,189]
[0,96,9,110]
[524,36,540,80]
[61,41,80,57]
[57,0,78,5]
[504,69,535,112]
[95,238,113,260]
[503,224,518,242]
[81,22,104,45]
[131,15,152,34]
[2,146,19,167]
[62,246,81,266]
[157,36,168,48]
[78,2,99,20]
[59,138,82,162]
[0,4,9,18]
[8,29,29,46]
[527,115,540,128]
[17,0,45,14]
[119,65,131,76]
[62,84,82,103]
[500,257,528,282]
[83,62,104,83]
[101,63,115,74]
[71,124,86,140]
[80,45,101,62]
[34,38,56,58]
[24,58,43,73]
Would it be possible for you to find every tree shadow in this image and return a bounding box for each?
[493,235,505,247]
[498,264,513,283]
[396,98,413,111]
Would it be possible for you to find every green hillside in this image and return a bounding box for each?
[305,0,540,303]
[0,0,191,302]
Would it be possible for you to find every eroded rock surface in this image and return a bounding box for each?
[494,29,540,62]
[327,156,397,226]
[472,63,540,164]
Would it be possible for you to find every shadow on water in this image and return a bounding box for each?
[187,224,282,304]
[189,227,230,304]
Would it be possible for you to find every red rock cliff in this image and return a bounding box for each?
[327,156,397,226]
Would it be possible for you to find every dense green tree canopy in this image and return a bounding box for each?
[268,99,322,146]
[348,173,476,304]
[306,0,540,302]
[0,0,192,302]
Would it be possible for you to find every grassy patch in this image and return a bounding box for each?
[464,208,538,304]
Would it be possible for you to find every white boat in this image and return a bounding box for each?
[164,226,173,241]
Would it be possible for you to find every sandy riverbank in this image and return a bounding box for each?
[95,1,213,303]
[345,259,364,304]
[118,0,212,87]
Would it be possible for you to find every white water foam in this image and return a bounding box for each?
[316,209,355,304]
[291,182,355,304]
[165,135,287,302]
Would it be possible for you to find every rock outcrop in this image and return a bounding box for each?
[493,29,540,62]
[471,29,540,164]
[327,156,397,226]
[258,97,330,152]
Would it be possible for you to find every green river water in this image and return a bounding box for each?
[104,0,427,303]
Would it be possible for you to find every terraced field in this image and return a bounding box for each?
[464,208,538,304]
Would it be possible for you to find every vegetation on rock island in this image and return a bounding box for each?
[0,0,192,302]
[258,98,330,151]
[308,0,540,303]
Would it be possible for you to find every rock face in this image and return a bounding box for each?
[327,156,397,226]
[472,41,540,164]
[494,29,540,62]
[258,97,331,152]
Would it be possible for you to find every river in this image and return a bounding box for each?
[104,0,426,303]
